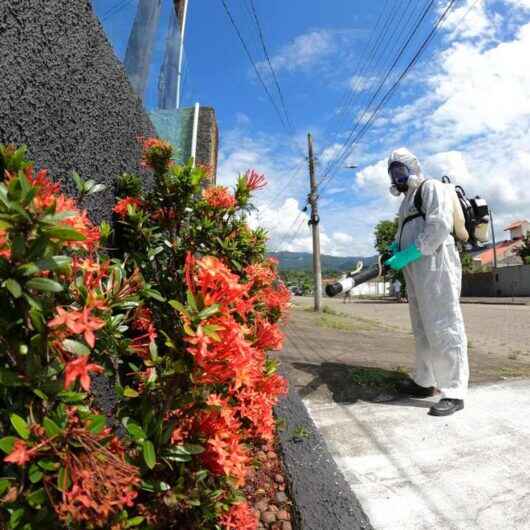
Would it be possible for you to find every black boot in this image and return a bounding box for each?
[428,398,464,416]
[396,378,435,398]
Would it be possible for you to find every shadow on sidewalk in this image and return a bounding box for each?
[292,361,432,409]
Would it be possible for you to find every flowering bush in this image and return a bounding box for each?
[0,141,289,529]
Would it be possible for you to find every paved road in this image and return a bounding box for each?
[295,296,530,360]
[277,301,530,530]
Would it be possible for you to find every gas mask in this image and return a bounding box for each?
[388,161,410,193]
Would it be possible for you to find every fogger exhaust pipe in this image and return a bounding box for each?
[325,258,385,297]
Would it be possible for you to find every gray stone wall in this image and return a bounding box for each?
[0,0,155,222]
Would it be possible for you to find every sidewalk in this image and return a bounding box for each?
[304,380,530,530]
[461,297,530,305]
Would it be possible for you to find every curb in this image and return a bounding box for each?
[275,371,373,530]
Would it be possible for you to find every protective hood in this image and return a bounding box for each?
[388,148,424,195]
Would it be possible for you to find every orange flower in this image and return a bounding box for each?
[203,186,236,209]
[64,356,104,391]
[49,306,105,348]
[219,501,258,530]
[4,440,33,466]
[113,196,143,218]
[0,229,10,260]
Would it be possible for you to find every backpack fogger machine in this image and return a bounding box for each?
[326,175,491,299]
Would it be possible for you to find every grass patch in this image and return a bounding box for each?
[351,366,409,389]
[318,313,379,332]
[497,365,530,378]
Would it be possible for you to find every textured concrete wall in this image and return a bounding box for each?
[0,0,155,223]
[196,107,219,183]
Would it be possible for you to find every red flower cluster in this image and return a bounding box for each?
[140,137,173,172]
[21,166,101,252]
[113,196,143,218]
[129,306,157,358]
[203,186,237,209]
[175,253,289,499]
[218,501,259,530]
[244,170,267,191]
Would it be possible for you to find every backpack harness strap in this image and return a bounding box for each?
[397,180,427,250]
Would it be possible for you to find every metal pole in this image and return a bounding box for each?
[191,102,200,167]
[176,0,189,109]
[490,209,498,270]
[307,133,322,312]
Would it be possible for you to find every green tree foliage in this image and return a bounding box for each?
[373,218,406,295]
[516,234,530,265]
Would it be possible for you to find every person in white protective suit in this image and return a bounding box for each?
[384,147,469,417]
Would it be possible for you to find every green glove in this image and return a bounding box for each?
[385,244,423,271]
[389,241,399,255]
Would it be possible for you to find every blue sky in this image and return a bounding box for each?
[93,0,530,256]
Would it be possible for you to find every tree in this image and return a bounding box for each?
[459,245,475,273]
[373,218,406,296]
[516,234,530,265]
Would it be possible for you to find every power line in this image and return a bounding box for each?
[219,0,290,133]
[101,0,134,22]
[318,0,437,190]
[319,0,459,196]
[267,1,394,232]
[248,0,294,132]
[316,0,438,191]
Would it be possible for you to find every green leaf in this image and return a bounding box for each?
[10,414,30,440]
[4,278,22,298]
[0,478,11,495]
[88,415,106,434]
[32,390,48,403]
[28,463,43,484]
[26,487,46,508]
[36,255,72,272]
[143,288,165,302]
[143,440,156,469]
[42,417,62,437]
[123,386,139,398]
[125,422,146,442]
[186,291,198,312]
[62,339,90,356]
[0,437,16,454]
[9,508,24,528]
[88,184,106,195]
[198,304,220,320]
[163,446,193,462]
[183,443,205,455]
[0,368,23,387]
[71,171,83,192]
[57,390,86,403]
[168,299,186,313]
[45,226,86,241]
[57,466,71,492]
[23,293,43,311]
[37,459,60,471]
[26,277,63,293]
[125,516,145,528]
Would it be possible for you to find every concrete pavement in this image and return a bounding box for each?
[304,380,530,530]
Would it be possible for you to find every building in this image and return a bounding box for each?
[472,220,528,268]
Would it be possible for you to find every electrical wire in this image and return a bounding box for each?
[101,0,134,22]
[317,0,437,190]
[248,0,295,132]
[219,0,290,133]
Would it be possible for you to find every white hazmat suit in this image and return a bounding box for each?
[390,148,469,400]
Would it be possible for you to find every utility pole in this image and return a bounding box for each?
[307,133,322,312]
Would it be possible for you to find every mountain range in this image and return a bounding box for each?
[268,251,377,272]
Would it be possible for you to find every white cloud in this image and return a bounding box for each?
[256,28,362,76]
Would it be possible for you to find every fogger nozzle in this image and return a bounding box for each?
[325,257,386,298]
